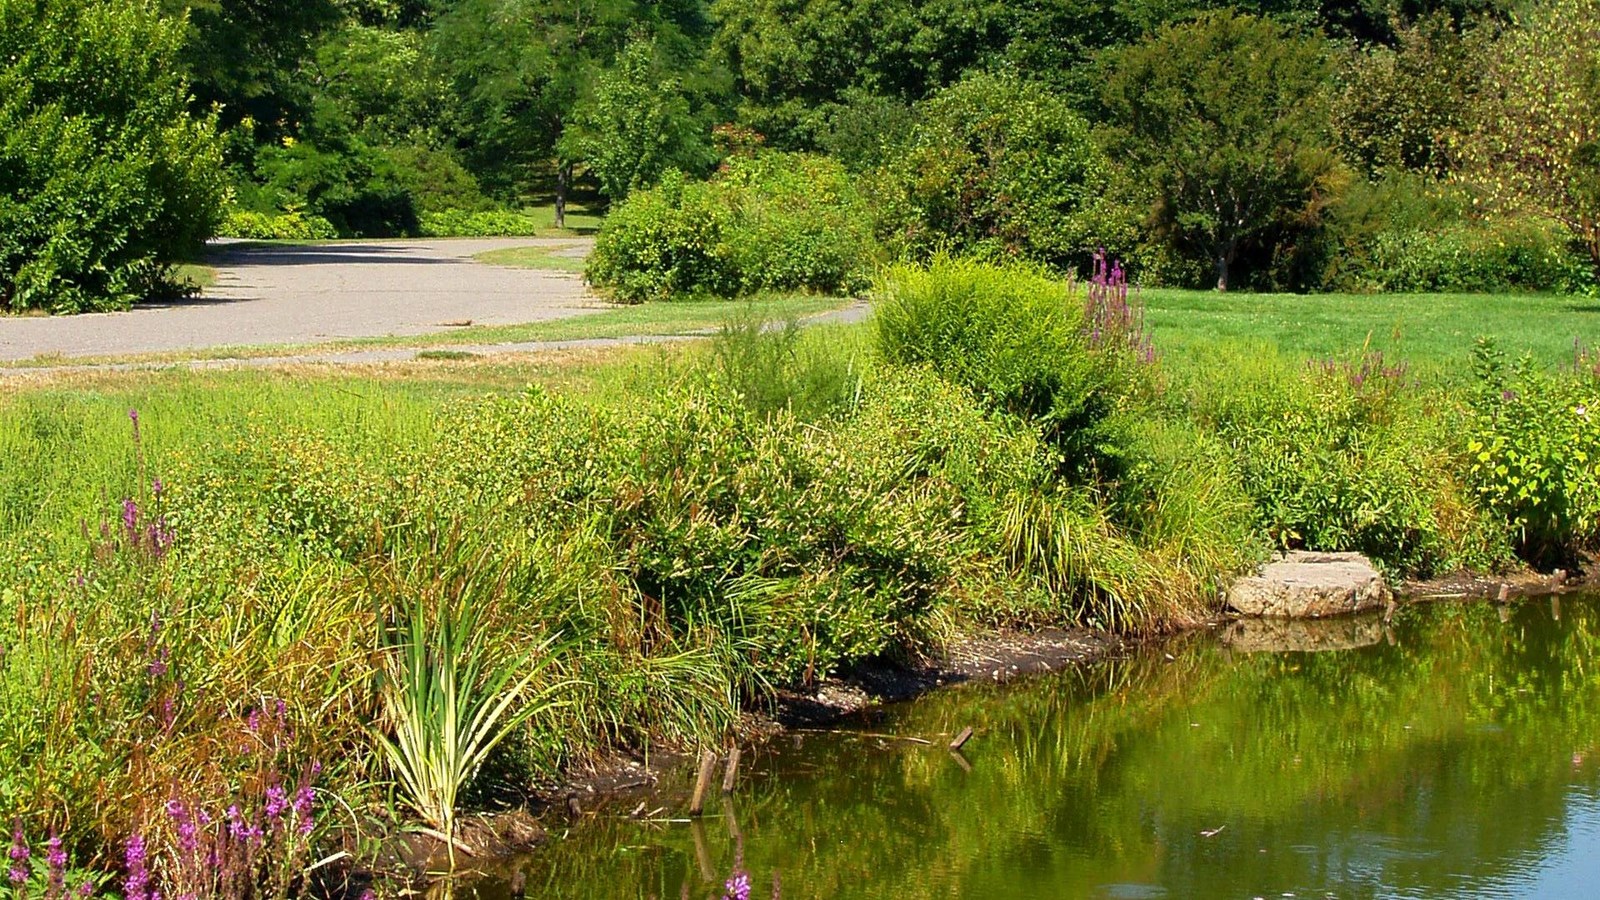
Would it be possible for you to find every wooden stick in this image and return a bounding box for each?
[721,747,742,794]
[689,749,718,816]
[949,726,974,751]
[948,749,973,773]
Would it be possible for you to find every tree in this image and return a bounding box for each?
[710,0,1008,147]
[1,0,227,313]
[432,0,713,221]
[1331,12,1492,178]
[1456,0,1600,280]
[875,73,1113,269]
[1102,11,1337,290]
[566,35,715,201]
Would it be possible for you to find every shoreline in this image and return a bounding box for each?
[374,562,1595,881]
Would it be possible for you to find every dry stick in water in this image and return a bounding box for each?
[689,749,719,816]
[950,726,975,751]
[722,747,742,794]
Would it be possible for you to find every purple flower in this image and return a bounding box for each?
[9,825,29,884]
[723,870,752,900]
[124,835,149,900]
[167,801,198,856]
[46,832,65,896]
[264,784,288,821]
[293,784,316,835]
[129,409,141,444]
[151,478,163,497]
[77,881,93,898]
[147,647,169,678]
[9,867,26,885]
[122,498,140,544]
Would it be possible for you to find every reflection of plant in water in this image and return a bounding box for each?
[518,596,1600,899]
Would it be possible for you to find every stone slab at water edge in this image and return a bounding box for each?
[1227,551,1392,618]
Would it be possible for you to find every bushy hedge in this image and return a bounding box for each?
[418,209,546,237]
[0,0,226,313]
[219,210,339,241]
[586,152,879,303]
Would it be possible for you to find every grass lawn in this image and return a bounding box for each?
[473,243,590,273]
[514,200,604,236]
[1145,288,1600,370]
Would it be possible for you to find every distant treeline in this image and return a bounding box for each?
[3,0,1599,310]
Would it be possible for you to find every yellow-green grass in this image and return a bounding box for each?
[473,243,589,273]
[1145,288,1600,371]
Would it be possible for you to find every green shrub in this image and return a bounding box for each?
[0,0,226,313]
[586,153,879,303]
[873,258,1120,463]
[872,72,1114,269]
[418,209,548,237]
[253,138,419,237]
[1181,345,1510,575]
[709,316,864,421]
[1318,176,1589,293]
[219,209,339,241]
[1466,340,1600,563]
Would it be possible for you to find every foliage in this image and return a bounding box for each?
[1455,0,1600,280]
[0,0,227,313]
[250,138,419,238]
[872,73,1114,270]
[1102,11,1338,291]
[586,153,878,302]
[1331,12,1491,178]
[1315,175,1588,293]
[567,35,715,201]
[219,209,339,242]
[417,210,546,238]
[372,535,568,858]
[1466,339,1600,563]
[873,258,1110,450]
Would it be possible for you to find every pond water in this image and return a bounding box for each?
[471,595,1600,899]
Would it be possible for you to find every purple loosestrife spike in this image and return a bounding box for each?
[129,409,140,443]
[723,870,752,900]
[123,498,140,544]
[46,832,65,900]
[151,478,163,497]
[264,784,288,821]
[77,882,92,898]
[123,835,149,900]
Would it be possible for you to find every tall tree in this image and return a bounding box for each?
[1456,0,1600,280]
[432,0,712,218]
[1102,11,1337,290]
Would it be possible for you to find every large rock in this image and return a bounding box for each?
[1227,551,1392,618]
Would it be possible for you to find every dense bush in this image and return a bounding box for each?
[219,209,339,241]
[1466,340,1600,564]
[871,73,1114,269]
[0,0,226,313]
[1177,344,1510,575]
[251,138,420,237]
[1316,176,1588,293]
[586,152,879,303]
[417,209,546,237]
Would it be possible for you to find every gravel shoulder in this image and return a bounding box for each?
[0,238,604,363]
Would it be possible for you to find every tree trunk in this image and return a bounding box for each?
[554,162,572,232]
[1215,255,1229,292]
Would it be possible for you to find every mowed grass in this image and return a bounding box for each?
[1145,288,1600,370]
[473,243,591,273]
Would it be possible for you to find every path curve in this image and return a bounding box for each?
[0,238,602,363]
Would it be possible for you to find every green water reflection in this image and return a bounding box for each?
[485,596,1600,898]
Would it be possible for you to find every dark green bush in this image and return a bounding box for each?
[586,153,879,303]
[252,138,420,237]
[0,0,226,313]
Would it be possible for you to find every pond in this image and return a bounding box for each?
[471,595,1600,899]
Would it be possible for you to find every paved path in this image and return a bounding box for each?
[0,238,602,363]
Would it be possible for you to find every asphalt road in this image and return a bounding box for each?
[0,238,602,363]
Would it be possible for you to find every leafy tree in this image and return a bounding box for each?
[710,0,1008,146]
[0,0,227,313]
[158,0,343,137]
[875,73,1113,269]
[1331,12,1492,178]
[1456,0,1600,280]
[1102,11,1337,290]
[432,0,712,220]
[566,35,715,201]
